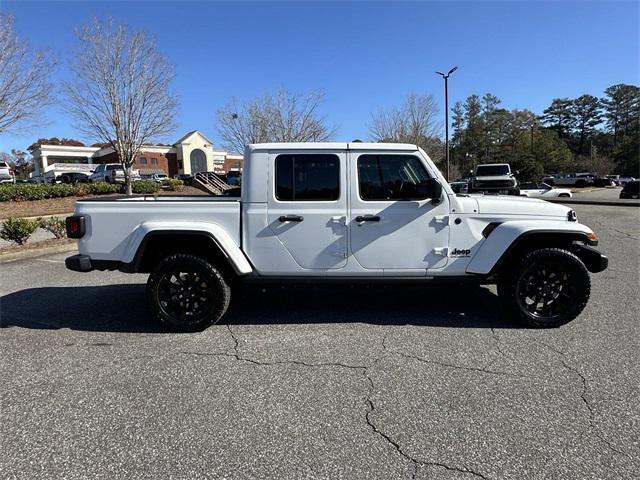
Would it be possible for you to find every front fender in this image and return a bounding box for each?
[466,220,594,275]
[123,221,253,275]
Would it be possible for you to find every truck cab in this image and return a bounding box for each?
[65,143,608,331]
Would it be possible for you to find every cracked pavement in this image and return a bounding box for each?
[1,204,638,479]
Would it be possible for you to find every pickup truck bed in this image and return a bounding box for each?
[75,196,242,263]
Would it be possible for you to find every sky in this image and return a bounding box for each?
[0,0,638,153]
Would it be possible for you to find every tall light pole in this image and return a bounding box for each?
[436,66,458,181]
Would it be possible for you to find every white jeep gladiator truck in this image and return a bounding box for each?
[65,143,608,331]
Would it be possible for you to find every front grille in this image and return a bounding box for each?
[474,179,515,188]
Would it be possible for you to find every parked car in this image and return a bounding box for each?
[449,181,469,194]
[619,181,640,199]
[57,172,90,185]
[542,173,595,187]
[518,182,572,198]
[0,161,16,184]
[469,163,519,195]
[593,177,616,187]
[607,175,636,186]
[89,164,141,183]
[150,173,168,183]
[226,172,242,186]
[65,142,608,331]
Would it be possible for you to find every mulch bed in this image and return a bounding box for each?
[0,186,209,220]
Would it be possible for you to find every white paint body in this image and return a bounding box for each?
[73,143,597,278]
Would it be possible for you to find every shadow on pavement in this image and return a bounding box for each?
[0,283,521,333]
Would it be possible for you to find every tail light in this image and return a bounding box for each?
[66,216,85,238]
[8,168,13,176]
[112,169,116,178]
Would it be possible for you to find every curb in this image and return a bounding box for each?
[0,241,77,263]
[547,198,640,207]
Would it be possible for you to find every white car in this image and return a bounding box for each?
[0,161,16,184]
[150,173,168,183]
[65,142,608,331]
[519,182,572,198]
[606,175,636,186]
[89,164,141,183]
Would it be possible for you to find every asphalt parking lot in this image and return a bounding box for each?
[1,204,638,479]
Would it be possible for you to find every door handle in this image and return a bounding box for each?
[279,215,304,222]
[355,215,381,222]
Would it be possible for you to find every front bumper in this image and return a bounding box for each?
[573,244,608,273]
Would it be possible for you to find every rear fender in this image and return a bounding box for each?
[466,221,594,275]
[123,221,252,275]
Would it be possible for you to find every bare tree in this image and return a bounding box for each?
[62,19,178,195]
[216,89,336,153]
[0,15,55,134]
[369,93,444,163]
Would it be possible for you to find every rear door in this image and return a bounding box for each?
[266,151,348,269]
[348,151,450,272]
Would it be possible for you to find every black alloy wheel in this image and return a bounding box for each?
[498,248,590,327]
[147,253,230,332]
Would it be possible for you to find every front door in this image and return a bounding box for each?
[190,149,207,173]
[349,151,450,272]
[266,151,348,269]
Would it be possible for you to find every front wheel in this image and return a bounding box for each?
[497,248,590,328]
[146,253,231,332]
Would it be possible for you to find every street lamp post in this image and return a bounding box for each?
[436,66,458,182]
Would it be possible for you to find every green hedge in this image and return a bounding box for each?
[0,181,162,201]
[161,178,184,191]
[131,181,161,194]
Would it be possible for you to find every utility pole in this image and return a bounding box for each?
[436,67,458,181]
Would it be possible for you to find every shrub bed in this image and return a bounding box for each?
[0,181,163,201]
[131,180,161,194]
[0,217,40,245]
[161,178,185,191]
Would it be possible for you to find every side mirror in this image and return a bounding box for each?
[418,178,443,202]
[89,170,94,173]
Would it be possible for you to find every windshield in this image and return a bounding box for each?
[476,165,509,176]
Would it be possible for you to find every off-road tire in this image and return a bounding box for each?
[497,248,590,328]
[146,253,231,332]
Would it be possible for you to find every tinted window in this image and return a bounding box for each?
[106,165,120,171]
[358,155,430,201]
[275,154,340,201]
[519,182,536,189]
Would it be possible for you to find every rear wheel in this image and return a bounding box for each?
[146,253,231,332]
[497,248,590,327]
